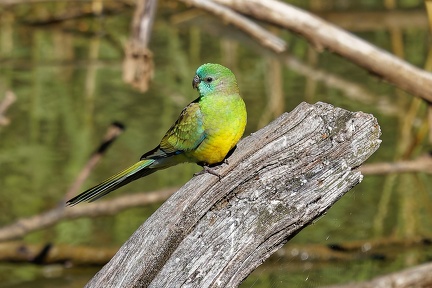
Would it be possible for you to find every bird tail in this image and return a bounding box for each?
[66,159,156,206]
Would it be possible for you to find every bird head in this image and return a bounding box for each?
[192,63,239,97]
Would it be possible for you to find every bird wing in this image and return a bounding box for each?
[142,101,206,159]
[161,101,205,152]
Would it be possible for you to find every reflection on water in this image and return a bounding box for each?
[0,0,431,287]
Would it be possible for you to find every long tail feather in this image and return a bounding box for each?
[66,159,156,206]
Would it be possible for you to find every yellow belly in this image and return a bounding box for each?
[191,130,241,164]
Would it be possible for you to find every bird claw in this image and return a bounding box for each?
[194,166,222,180]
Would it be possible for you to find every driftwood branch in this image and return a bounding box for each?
[84,102,381,287]
[211,0,432,103]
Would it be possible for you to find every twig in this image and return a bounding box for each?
[0,188,178,242]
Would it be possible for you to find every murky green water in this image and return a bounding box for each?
[1,1,431,287]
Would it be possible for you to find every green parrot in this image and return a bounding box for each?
[66,63,247,206]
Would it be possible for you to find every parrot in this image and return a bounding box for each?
[66,63,247,206]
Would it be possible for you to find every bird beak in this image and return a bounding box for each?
[192,75,200,89]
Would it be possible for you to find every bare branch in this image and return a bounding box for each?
[212,0,432,103]
[360,154,432,175]
[0,188,177,242]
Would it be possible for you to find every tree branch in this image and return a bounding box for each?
[360,153,432,175]
[0,188,177,242]
[211,0,432,103]
[84,102,381,287]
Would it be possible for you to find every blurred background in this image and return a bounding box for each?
[0,0,431,287]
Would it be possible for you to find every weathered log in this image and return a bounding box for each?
[83,102,380,287]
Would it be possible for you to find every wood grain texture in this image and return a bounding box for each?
[85,102,381,288]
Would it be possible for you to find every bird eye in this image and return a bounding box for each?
[206,77,213,83]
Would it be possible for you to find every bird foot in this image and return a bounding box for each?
[194,166,222,180]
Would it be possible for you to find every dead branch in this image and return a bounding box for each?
[83,102,381,287]
[0,188,177,242]
[211,0,432,103]
[360,153,432,175]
